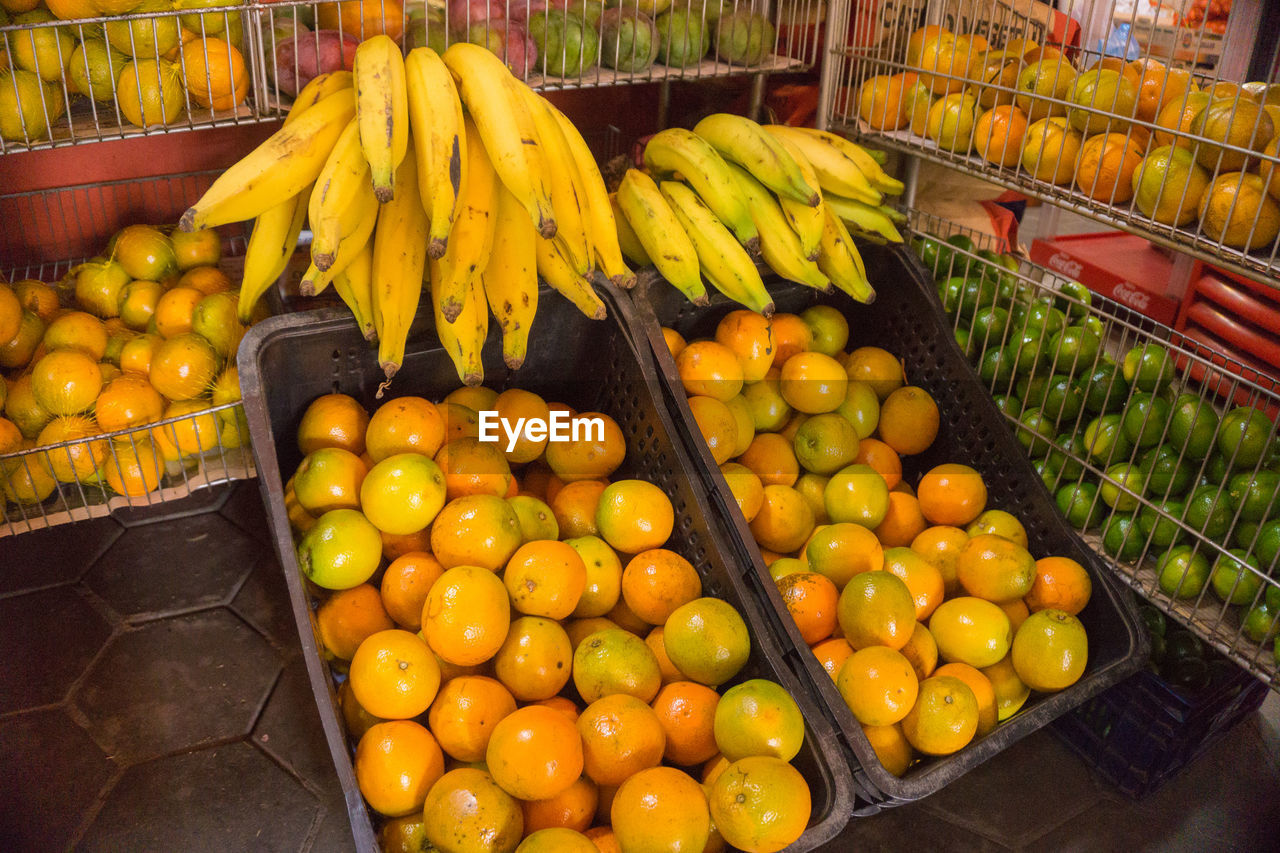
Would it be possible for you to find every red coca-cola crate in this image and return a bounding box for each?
[1030,232,1183,325]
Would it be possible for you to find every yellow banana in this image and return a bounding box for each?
[615,169,705,305]
[291,69,353,114]
[333,240,377,340]
[818,205,875,304]
[824,194,905,243]
[643,128,759,252]
[405,47,465,259]
[237,183,309,324]
[761,124,883,206]
[770,134,826,261]
[371,150,430,379]
[784,126,904,195]
[535,237,606,320]
[547,102,634,289]
[525,93,590,276]
[432,260,488,387]
[443,43,556,238]
[354,34,409,203]
[482,183,538,370]
[180,89,356,231]
[693,113,819,206]
[309,117,372,270]
[610,192,652,268]
[726,163,830,292]
[299,179,379,296]
[659,180,772,316]
[434,116,498,324]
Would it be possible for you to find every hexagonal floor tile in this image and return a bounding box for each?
[0,708,115,852]
[232,553,300,648]
[73,609,282,765]
[76,741,319,852]
[0,587,113,715]
[0,516,121,596]
[84,513,267,621]
[305,792,360,853]
[253,655,344,795]
[219,480,274,546]
[109,483,230,527]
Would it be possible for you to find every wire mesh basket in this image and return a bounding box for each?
[2,171,257,538]
[0,5,270,154]
[826,0,1280,288]
[907,207,1280,690]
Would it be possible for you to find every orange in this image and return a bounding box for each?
[441,403,481,442]
[748,484,814,553]
[43,311,107,360]
[811,637,855,681]
[429,494,522,570]
[901,675,979,756]
[899,621,939,681]
[651,680,720,766]
[663,598,750,688]
[837,570,916,650]
[780,351,848,414]
[982,654,1031,721]
[738,432,800,487]
[1131,59,1193,123]
[836,645,918,726]
[645,625,685,684]
[844,346,903,401]
[578,693,667,786]
[379,551,443,630]
[852,437,901,489]
[551,478,608,539]
[974,104,1029,166]
[712,678,805,762]
[355,720,444,817]
[298,393,370,456]
[793,472,830,527]
[94,373,164,433]
[999,598,1031,634]
[874,492,928,548]
[1025,556,1092,615]
[907,25,951,66]
[29,349,102,416]
[103,438,163,496]
[348,629,441,720]
[917,463,987,526]
[422,565,511,666]
[377,814,429,853]
[721,462,765,522]
[724,394,756,456]
[486,705,584,800]
[490,388,550,464]
[965,509,1027,548]
[544,412,626,481]
[805,522,884,588]
[380,527,432,562]
[316,583,395,661]
[708,756,809,853]
[119,333,160,376]
[435,436,513,499]
[36,416,107,483]
[861,723,912,776]
[445,385,498,413]
[775,571,838,644]
[955,533,1037,603]
[504,540,588,619]
[689,395,739,465]
[515,827,597,853]
[153,286,202,338]
[823,463,890,528]
[929,597,1012,668]
[676,340,744,403]
[427,675,517,762]
[566,617,622,650]
[934,662,998,737]
[613,768,713,850]
[4,454,57,505]
[181,37,247,110]
[702,754,732,787]
[1010,609,1088,692]
[493,615,574,701]
[316,0,405,40]
[177,266,233,298]
[148,332,219,401]
[662,326,687,357]
[510,494,559,541]
[715,310,776,381]
[621,548,703,626]
[13,279,58,324]
[606,596,652,636]
[596,479,675,554]
[365,396,444,462]
[0,308,43,369]
[768,313,813,365]
[919,33,973,95]
[421,768,523,853]
[340,679,384,742]
[522,778,599,834]
[858,73,910,130]
[568,535,624,618]
[1075,132,1144,203]
[573,627,663,703]
[877,386,939,456]
[292,447,367,515]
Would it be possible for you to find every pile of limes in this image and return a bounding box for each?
[0,224,250,504]
[286,386,816,853]
[662,304,1092,777]
[916,231,1280,669]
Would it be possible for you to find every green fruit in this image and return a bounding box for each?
[793,413,860,475]
[1167,394,1218,460]
[1084,414,1133,465]
[1055,280,1093,320]
[914,235,943,275]
[1163,656,1210,692]
[978,346,1014,387]
[1102,514,1144,562]
[1045,433,1086,482]
[1057,481,1103,529]
[1137,499,1186,550]
[1253,520,1280,573]
[1210,549,1263,605]
[970,305,1010,351]
[1139,444,1193,498]
[529,12,600,77]
[655,9,709,68]
[1242,601,1280,644]
[1046,324,1102,375]
[991,394,1022,419]
[1033,458,1058,492]
[937,276,967,313]
[1183,485,1233,539]
[296,508,383,590]
[936,234,975,279]
[1157,546,1211,599]
[1228,470,1280,523]
[1039,376,1085,426]
[1121,343,1174,392]
[1164,629,1204,662]
[954,328,974,358]
[1010,298,1066,339]
[714,11,775,66]
[600,8,660,73]
[1016,408,1056,456]
[1121,393,1173,448]
[69,40,130,102]
[1217,406,1274,469]
[1100,462,1143,512]
[1083,361,1130,414]
[1138,604,1166,638]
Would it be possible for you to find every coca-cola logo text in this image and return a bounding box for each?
[1046,252,1083,278]
[1112,282,1151,310]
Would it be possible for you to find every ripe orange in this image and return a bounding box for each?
[651,680,721,766]
[721,462,765,522]
[708,756,810,853]
[521,777,598,835]
[427,675,517,763]
[103,438,163,497]
[551,478,608,539]
[348,629,441,720]
[380,527,432,562]
[837,645,919,726]
[621,548,703,626]
[94,373,164,433]
[504,539,588,619]
[852,437,901,489]
[493,615,574,701]
[1010,609,1089,692]
[874,492,928,548]
[544,412,626,481]
[568,535,624,618]
[421,768,523,853]
[36,416,107,483]
[645,625,685,684]
[566,617,622,650]
[715,310,776,381]
[974,104,1029,167]
[982,654,1031,721]
[713,678,805,763]
[429,494,522,570]
[775,571,839,644]
[929,596,1013,668]
[355,720,444,817]
[780,351,848,414]
[663,598,750,688]
[182,37,248,110]
[510,493,559,541]
[486,705,584,800]
[298,392,369,456]
[339,679,384,741]
[738,432,800,487]
[899,621,939,681]
[877,386,939,456]
[748,484,814,553]
[573,627,663,703]
[44,311,107,360]
[966,509,1028,548]
[844,347,903,401]
[612,767,710,853]
[934,662,998,737]
[805,522,884,588]
[955,533,1037,603]
[316,0,405,40]
[768,313,813,364]
[1075,132,1144,203]
[316,583,395,661]
[812,637,855,681]
[596,479,675,554]
[30,348,102,416]
[901,675,979,756]
[677,340,744,402]
[292,447,367,516]
[148,333,219,401]
[379,551,443,630]
[365,395,444,462]
[1025,556,1093,615]
[917,463,987,526]
[422,565,511,666]
[435,436,513,499]
[910,525,969,595]
[861,723,913,776]
[689,394,739,465]
[663,326,687,358]
[578,693,667,786]
[836,570,917,650]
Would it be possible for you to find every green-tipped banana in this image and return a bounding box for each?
[659,180,772,316]
[761,124,883,206]
[770,125,904,195]
[725,163,829,292]
[770,133,826,261]
[818,206,875,304]
[643,128,759,253]
[692,112,819,207]
[879,205,907,225]
[615,170,705,305]
[610,192,652,268]
[824,194,904,243]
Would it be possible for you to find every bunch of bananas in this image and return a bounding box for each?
[179,39,631,387]
[614,116,904,315]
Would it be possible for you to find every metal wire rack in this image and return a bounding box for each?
[2,172,257,538]
[825,0,1280,289]
[907,208,1280,689]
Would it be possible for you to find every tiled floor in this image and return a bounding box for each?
[1,481,1277,852]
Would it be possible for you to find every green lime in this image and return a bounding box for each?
[914,236,944,277]
[1235,521,1260,550]
[937,276,967,313]
[1032,458,1059,492]
[1016,407,1055,456]
[936,233,975,279]
[954,327,973,357]
[1083,361,1130,415]
[1040,377,1086,425]
[1121,393,1173,449]
[1055,280,1093,320]
[1275,636,1280,668]
[1167,394,1218,460]
[1138,499,1186,549]
[1084,414,1134,465]
[1253,520,1280,572]
[1004,327,1054,375]
[997,274,1038,306]
[1046,433,1086,481]
[1102,513,1145,561]
[1056,481,1103,529]
[1242,601,1279,644]
[1100,462,1144,512]
[1138,604,1167,638]
[976,248,1013,288]
[991,394,1023,418]
[1210,549,1263,605]
[1163,656,1211,692]
[1121,343,1175,392]
[1046,324,1103,376]
[1184,485,1233,539]
[1010,297,1066,336]
[1204,452,1232,483]
[1268,581,1280,611]
[970,305,1010,351]
[1217,406,1275,468]
[1165,629,1204,662]
[1139,445,1193,499]
[1228,470,1280,523]
[1157,546,1211,599]
[979,346,1014,387]
[954,274,998,318]
[1017,375,1051,408]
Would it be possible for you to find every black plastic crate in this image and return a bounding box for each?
[236,285,854,851]
[624,243,1149,812]
[1052,656,1269,798]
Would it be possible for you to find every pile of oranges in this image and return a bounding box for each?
[285,384,816,853]
[663,303,1094,776]
[0,224,250,504]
